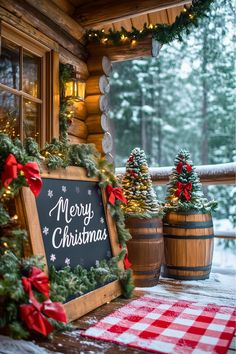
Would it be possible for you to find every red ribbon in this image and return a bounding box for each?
[176,161,192,174]
[20,299,67,336]
[1,153,42,196]
[106,185,127,205]
[124,249,132,270]
[22,267,49,298]
[175,181,192,201]
[130,170,138,179]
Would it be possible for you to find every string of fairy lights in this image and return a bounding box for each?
[86,0,214,46]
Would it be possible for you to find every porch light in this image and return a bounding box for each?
[64,77,86,101]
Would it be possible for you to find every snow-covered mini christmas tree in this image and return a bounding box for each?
[122,148,162,217]
[165,149,217,212]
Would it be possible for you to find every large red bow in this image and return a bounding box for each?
[20,299,67,336]
[175,181,192,201]
[176,161,192,174]
[106,185,127,205]
[1,153,42,196]
[22,267,49,298]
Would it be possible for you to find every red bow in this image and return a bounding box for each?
[124,249,132,270]
[128,155,134,163]
[130,170,138,179]
[20,299,67,336]
[175,181,192,201]
[22,267,49,298]
[1,153,42,196]
[176,161,192,174]
[106,185,127,205]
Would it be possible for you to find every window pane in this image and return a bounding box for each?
[23,50,41,98]
[0,38,20,90]
[23,99,40,142]
[0,89,20,138]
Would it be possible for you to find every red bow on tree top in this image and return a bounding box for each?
[21,267,49,298]
[20,299,67,336]
[175,181,192,201]
[106,185,127,205]
[176,161,192,174]
[1,153,42,197]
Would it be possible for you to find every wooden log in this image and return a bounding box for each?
[106,152,114,165]
[88,36,161,62]
[59,47,89,79]
[87,56,112,76]
[68,118,88,139]
[24,0,85,43]
[86,75,110,95]
[85,94,109,114]
[0,5,58,51]
[68,101,87,121]
[87,132,113,154]
[86,113,110,134]
[68,134,86,145]
[50,0,75,16]
[74,0,190,28]
[0,0,87,59]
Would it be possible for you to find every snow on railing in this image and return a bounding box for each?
[116,162,236,185]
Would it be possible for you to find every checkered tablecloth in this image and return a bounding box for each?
[82,295,236,354]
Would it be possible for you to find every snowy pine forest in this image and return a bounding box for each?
[110,0,235,235]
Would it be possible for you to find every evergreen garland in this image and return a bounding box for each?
[0,132,133,338]
[87,0,215,45]
[165,149,217,212]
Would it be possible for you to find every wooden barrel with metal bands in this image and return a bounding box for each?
[125,217,164,287]
[162,211,214,280]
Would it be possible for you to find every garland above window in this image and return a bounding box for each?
[86,0,214,46]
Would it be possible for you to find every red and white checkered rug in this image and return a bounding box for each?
[82,295,236,354]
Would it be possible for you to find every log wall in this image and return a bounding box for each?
[0,1,115,159]
[85,55,114,161]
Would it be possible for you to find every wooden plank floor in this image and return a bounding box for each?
[34,271,236,354]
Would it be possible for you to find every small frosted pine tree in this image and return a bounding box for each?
[165,149,217,211]
[122,148,162,217]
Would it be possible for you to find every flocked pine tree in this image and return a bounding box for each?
[122,147,162,217]
[165,149,217,211]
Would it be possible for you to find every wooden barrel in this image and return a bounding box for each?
[125,217,164,287]
[162,211,214,280]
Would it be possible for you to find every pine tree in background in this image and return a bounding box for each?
[122,148,162,217]
[165,149,217,211]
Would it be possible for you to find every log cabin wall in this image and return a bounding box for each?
[0,0,89,144]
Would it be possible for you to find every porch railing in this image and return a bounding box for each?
[116,162,236,240]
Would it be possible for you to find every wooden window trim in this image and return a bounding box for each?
[0,22,59,145]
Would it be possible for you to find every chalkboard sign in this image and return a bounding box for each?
[18,166,122,322]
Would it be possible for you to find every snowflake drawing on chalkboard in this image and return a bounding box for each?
[50,254,56,262]
[62,186,67,193]
[95,260,99,267]
[75,186,80,194]
[65,257,70,266]
[88,189,92,196]
[42,226,49,235]
[48,189,53,198]
[100,217,104,224]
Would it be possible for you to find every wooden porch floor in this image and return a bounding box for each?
[34,270,236,354]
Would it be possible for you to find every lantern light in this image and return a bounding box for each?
[64,76,86,101]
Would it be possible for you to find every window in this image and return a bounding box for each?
[0,23,58,145]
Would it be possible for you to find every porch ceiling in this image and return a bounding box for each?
[52,0,191,30]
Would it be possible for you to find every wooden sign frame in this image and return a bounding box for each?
[16,166,123,322]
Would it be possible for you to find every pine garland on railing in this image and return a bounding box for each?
[86,0,214,46]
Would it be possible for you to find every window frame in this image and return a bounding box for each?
[0,22,59,145]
